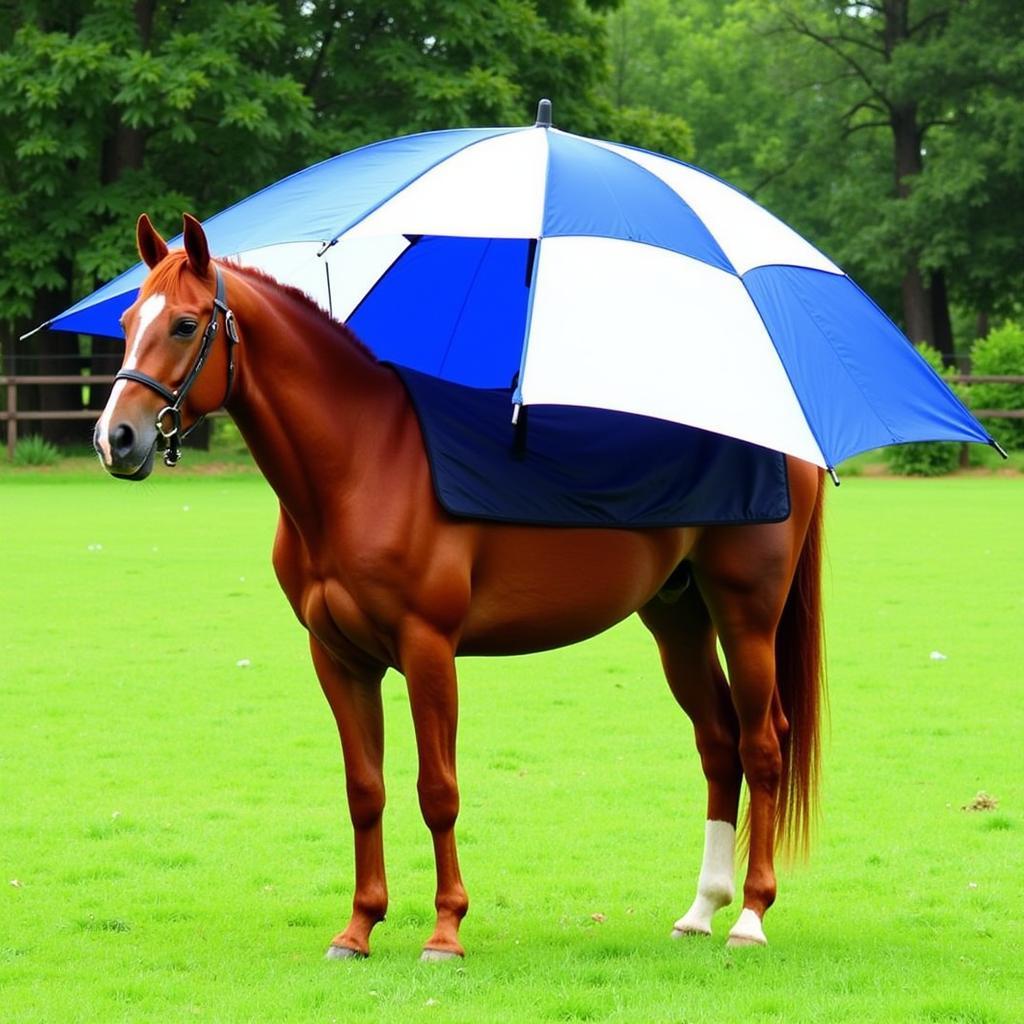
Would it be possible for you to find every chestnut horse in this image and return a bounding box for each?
[94,214,825,959]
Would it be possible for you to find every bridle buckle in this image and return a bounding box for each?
[156,405,181,439]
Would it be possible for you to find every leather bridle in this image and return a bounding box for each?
[115,266,239,467]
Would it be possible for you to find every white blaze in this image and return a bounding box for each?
[96,293,166,465]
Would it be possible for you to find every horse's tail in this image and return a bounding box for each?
[774,470,827,859]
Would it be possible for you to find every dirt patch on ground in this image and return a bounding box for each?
[962,791,999,811]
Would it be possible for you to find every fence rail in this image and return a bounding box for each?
[3,373,1023,462]
[2,375,225,460]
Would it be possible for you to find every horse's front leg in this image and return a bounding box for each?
[309,637,389,959]
[399,618,469,960]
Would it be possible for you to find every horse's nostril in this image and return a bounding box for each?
[111,422,136,458]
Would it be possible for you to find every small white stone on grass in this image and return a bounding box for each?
[236,658,251,668]
[929,651,948,661]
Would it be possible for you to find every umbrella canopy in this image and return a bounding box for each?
[49,102,993,470]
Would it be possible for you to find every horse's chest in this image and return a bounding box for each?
[299,576,395,667]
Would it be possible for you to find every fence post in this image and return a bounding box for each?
[6,377,15,462]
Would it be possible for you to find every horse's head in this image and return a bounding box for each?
[94,214,239,480]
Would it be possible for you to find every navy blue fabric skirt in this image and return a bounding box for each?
[392,366,790,528]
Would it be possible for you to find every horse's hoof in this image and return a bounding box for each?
[726,908,767,947]
[420,947,463,963]
[325,944,367,960]
[671,925,712,939]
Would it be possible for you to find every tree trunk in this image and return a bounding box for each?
[929,268,954,362]
[900,265,933,346]
[891,101,934,346]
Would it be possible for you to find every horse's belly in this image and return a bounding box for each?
[458,525,695,656]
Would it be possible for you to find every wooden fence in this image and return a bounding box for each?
[1,375,224,460]
[3,373,1024,462]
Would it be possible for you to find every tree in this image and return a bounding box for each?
[605,0,1024,358]
[0,0,312,440]
[276,0,689,156]
[2,0,689,444]
[773,0,1024,356]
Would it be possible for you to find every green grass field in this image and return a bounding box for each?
[2,468,1022,1023]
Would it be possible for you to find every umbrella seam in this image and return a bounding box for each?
[737,272,832,468]
[582,134,843,277]
[545,129,736,276]
[436,240,495,378]
[841,273,992,445]
[512,126,554,407]
[341,238,419,327]
[786,273,905,444]
[210,125,522,251]
[52,128,525,330]
[327,128,530,247]
[751,266,902,456]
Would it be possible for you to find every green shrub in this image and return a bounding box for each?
[968,322,1024,452]
[211,415,249,455]
[885,344,962,476]
[12,435,61,467]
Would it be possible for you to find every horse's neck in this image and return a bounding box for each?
[224,271,401,527]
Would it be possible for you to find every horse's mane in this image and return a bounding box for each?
[146,251,378,363]
[227,261,379,363]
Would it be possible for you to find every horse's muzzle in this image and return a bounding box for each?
[94,419,157,480]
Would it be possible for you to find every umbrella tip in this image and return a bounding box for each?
[19,320,51,341]
[535,98,552,128]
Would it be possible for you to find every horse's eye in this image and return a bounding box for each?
[173,319,198,338]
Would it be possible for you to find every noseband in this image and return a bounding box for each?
[115,266,239,467]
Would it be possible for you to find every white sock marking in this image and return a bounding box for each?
[727,907,767,946]
[673,819,736,936]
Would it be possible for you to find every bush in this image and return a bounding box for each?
[12,435,61,467]
[885,344,962,476]
[968,322,1024,452]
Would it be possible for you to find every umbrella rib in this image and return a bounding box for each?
[436,240,494,378]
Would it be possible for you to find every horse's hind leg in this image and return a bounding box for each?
[639,578,743,938]
[310,638,389,959]
[694,535,796,948]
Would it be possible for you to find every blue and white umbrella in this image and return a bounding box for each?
[49,101,995,472]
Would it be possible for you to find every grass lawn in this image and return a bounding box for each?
[1,468,1022,1022]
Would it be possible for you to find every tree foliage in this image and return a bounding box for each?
[2,0,1021,444]
[606,0,1024,355]
[0,0,313,324]
[969,322,1024,452]
[2,0,687,440]
[0,0,687,333]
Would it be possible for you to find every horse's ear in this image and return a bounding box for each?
[182,213,211,278]
[137,214,168,268]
